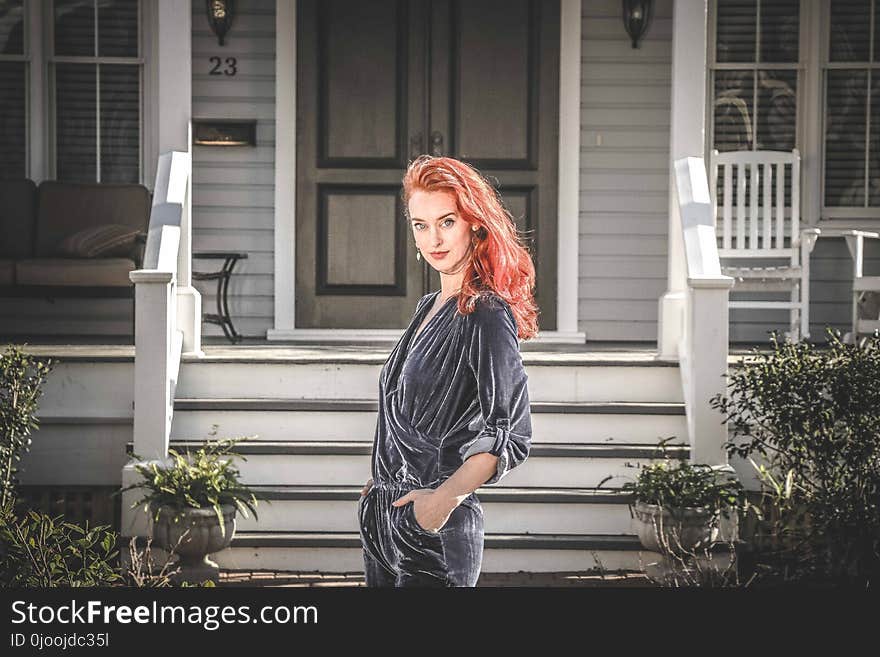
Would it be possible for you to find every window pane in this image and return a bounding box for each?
[756,69,797,150]
[760,0,799,63]
[825,70,867,206]
[55,63,96,182]
[0,0,25,55]
[54,0,95,57]
[716,0,756,63]
[829,0,870,62]
[98,0,138,57]
[0,61,26,178]
[875,0,880,61]
[714,70,754,151]
[869,74,880,204]
[100,64,139,183]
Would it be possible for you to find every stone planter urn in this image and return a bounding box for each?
[632,499,721,556]
[151,504,237,584]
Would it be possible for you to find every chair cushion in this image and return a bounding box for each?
[35,181,151,257]
[0,179,37,258]
[54,223,141,258]
[15,258,136,287]
[0,259,15,285]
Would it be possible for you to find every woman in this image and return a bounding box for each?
[357,154,539,587]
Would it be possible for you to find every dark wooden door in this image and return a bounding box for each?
[296,0,559,329]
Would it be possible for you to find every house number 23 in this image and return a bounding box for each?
[209,56,237,76]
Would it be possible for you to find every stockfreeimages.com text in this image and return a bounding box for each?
[10,600,318,631]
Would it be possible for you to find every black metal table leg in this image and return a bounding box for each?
[192,252,248,344]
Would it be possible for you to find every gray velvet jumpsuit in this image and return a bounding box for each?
[357,290,532,587]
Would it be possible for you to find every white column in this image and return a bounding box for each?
[658,0,709,359]
[268,0,297,339]
[156,0,202,357]
[556,0,585,340]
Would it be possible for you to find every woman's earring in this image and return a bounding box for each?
[416,247,421,262]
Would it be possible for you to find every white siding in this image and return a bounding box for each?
[579,0,672,341]
[190,0,275,339]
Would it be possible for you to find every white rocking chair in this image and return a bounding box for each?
[709,148,819,341]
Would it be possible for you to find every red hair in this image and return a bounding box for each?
[402,155,539,340]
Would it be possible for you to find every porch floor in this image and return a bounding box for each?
[215,569,656,587]
[0,334,775,362]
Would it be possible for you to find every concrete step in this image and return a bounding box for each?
[125,440,690,488]
[233,485,639,535]
[170,398,687,445]
[175,357,683,403]
[130,531,647,574]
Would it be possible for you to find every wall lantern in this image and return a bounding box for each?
[622,0,653,49]
[206,0,235,46]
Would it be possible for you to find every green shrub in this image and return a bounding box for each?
[0,495,121,587]
[0,345,54,508]
[711,328,880,587]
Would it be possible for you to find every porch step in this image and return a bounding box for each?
[125,439,689,489]
[175,357,683,403]
[129,531,646,574]
[170,398,687,445]
[231,484,639,535]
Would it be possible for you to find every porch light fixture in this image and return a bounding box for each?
[622,0,653,48]
[206,0,234,46]
[193,119,256,146]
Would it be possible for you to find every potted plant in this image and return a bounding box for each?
[114,436,265,584]
[599,437,752,553]
[622,458,749,557]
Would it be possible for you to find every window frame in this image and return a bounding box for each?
[13,0,152,185]
[819,0,880,219]
[0,0,31,179]
[706,0,804,156]
[707,0,880,228]
[47,0,145,184]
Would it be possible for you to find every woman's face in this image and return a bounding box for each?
[408,189,473,274]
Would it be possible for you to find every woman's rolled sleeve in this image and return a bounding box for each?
[459,296,532,485]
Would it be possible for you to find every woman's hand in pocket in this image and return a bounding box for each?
[360,477,373,497]
[392,490,456,533]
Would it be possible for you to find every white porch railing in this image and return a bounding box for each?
[673,156,735,466]
[120,150,190,538]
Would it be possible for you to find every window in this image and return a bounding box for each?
[0,0,27,179]
[49,0,141,183]
[708,0,801,208]
[824,0,880,208]
[710,0,800,154]
[710,0,880,219]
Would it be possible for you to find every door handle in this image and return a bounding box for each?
[430,131,444,156]
[410,133,425,159]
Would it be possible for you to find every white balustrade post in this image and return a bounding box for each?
[674,156,734,465]
[123,273,173,539]
[687,282,732,464]
[123,151,187,542]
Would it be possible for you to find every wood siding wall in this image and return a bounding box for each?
[190,0,276,339]
[579,0,672,341]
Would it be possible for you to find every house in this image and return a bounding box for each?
[1,0,876,576]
